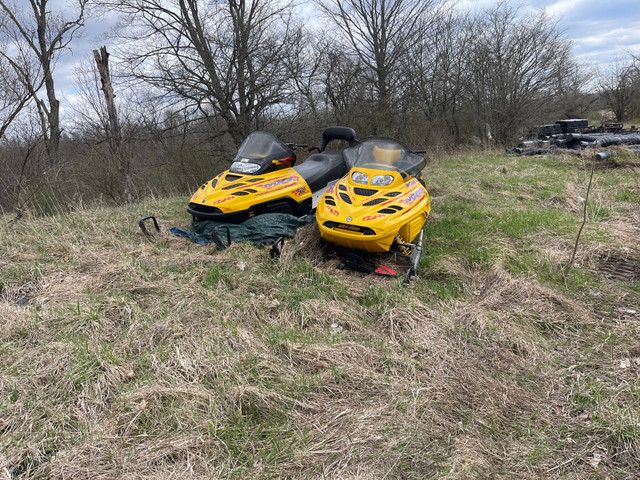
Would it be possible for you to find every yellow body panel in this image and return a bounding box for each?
[316,167,431,252]
[189,168,312,219]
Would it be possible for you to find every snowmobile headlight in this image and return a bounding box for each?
[371,175,394,186]
[230,161,260,174]
[351,172,369,185]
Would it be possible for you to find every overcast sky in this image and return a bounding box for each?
[54,0,640,107]
[519,0,639,64]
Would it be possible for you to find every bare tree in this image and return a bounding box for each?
[466,1,574,145]
[317,0,442,133]
[0,55,35,140]
[284,30,326,119]
[597,56,639,123]
[0,107,47,213]
[406,8,474,140]
[323,46,366,126]
[109,0,302,146]
[93,46,135,203]
[0,0,88,165]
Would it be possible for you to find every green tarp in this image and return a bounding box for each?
[171,213,315,246]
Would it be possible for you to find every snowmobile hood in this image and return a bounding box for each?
[316,167,430,252]
[188,168,312,222]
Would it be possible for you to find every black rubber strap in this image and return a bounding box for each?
[139,216,160,236]
[271,237,285,258]
[214,225,231,248]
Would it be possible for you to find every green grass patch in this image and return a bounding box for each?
[1,149,639,478]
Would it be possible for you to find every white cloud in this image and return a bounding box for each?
[544,0,584,18]
[519,0,640,68]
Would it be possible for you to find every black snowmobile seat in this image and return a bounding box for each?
[320,126,357,152]
[294,150,347,192]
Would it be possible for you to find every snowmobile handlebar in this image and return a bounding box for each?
[285,143,308,150]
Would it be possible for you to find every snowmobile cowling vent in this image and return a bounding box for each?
[354,188,378,196]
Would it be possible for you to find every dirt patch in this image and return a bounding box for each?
[279,223,324,265]
[279,223,415,283]
[1,280,42,307]
[608,215,640,249]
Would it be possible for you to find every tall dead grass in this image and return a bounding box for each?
[1,151,639,479]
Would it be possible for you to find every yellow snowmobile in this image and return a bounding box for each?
[315,137,431,280]
[187,127,357,223]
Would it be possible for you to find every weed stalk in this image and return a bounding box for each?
[564,141,597,277]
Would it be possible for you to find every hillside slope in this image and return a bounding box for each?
[1,150,639,479]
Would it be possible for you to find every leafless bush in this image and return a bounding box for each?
[0,0,596,213]
[597,55,640,123]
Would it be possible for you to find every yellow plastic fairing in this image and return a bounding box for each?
[317,167,430,252]
[189,167,312,222]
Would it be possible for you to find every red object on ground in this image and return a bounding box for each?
[375,265,397,276]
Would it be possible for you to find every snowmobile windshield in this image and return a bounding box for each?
[230,131,295,174]
[344,137,425,177]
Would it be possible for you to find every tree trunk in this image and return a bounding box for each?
[36,2,61,166]
[93,46,134,203]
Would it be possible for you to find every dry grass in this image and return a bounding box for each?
[1,152,639,479]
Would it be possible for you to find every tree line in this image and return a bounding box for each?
[0,0,638,214]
